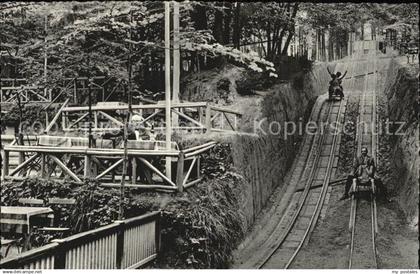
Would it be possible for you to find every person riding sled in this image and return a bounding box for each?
[340,147,391,202]
[327,67,347,99]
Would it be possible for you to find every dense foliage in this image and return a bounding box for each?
[1,178,153,246]
[0,143,244,268]
[2,2,417,98]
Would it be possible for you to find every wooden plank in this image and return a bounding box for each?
[138,109,162,126]
[45,98,70,133]
[171,109,205,128]
[131,158,137,184]
[50,155,82,183]
[4,146,179,156]
[98,111,124,126]
[138,158,176,187]
[176,152,184,192]
[84,155,91,178]
[183,177,202,189]
[68,113,89,129]
[2,150,10,179]
[222,112,235,131]
[210,105,242,116]
[101,183,177,190]
[62,102,207,112]
[210,112,221,122]
[205,105,211,131]
[48,198,76,205]
[182,157,197,186]
[184,143,216,158]
[18,198,44,206]
[95,159,124,180]
[183,141,217,153]
[9,153,39,176]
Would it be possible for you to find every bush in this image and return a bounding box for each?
[1,178,154,246]
[158,172,245,268]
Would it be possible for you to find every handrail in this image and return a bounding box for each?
[209,105,243,116]
[4,145,180,156]
[0,211,160,269]
[63,102,208,112]
[184,143,217,158]
[183,141,217,153]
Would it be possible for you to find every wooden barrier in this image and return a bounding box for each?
[0,211,160,269]
[59,102,242,133]
[2,137,217,192]
[0,78,51,104]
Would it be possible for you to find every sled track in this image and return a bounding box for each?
[258,97,346,269]
[348,56,379,269]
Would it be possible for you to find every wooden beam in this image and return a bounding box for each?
[101,183,177,190]
[9,153,39,176]
[183,177,202,189]
[45,98,70,133]
[132,157,137,184]
[4,145,179,156]
[205,105,212,132]
[95,158,124,180]
[98,111,124,126]
[182,157,197,186]
[176,152,184,192]
[62,102,207,112]
[50,155,82,183]
[223,112,235,131]
[172,1,180,127]
[67,112,89,129]
[210,105,243,116]
[210,112,221,122]
[185,143,216,158]
[165,0,172,182]
[172,109,205,128]
[138,109,163,125]
[138,157,175,187]
[183,142,217,153]
[2,150,9,180]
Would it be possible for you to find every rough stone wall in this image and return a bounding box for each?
[383,59,419,228]
[181,62,337,229]
[230,62,337,228]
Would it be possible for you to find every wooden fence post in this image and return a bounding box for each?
[132,157,137,184]
[196,156,201,180]
[115,221,125,269]
[84,155,91,178]
[155,212,161,256]
[176,152,184,192]
[41,153,46,177]
[2,150,9,180]
[205,104,211,133]
[52,239,67,269]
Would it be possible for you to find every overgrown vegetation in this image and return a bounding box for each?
[1,178,153,246]
[0,144,244,268]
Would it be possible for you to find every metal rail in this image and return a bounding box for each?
[258,97,345,268]
[348,57,378,269]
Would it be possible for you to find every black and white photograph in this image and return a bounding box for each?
[0,1,418,271]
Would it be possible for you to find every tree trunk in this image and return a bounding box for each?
[223,2,232,45]
[281,3,299,55]
[213,3,224,43]
[191,4,207,30]
[191,4,208,68]
[233,2,241,49]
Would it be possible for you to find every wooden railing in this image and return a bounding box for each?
[2,136,216,192]
[59,101,242,133]
[0,78,51,103]
[0,211,160,269]
[0,76,110,105]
